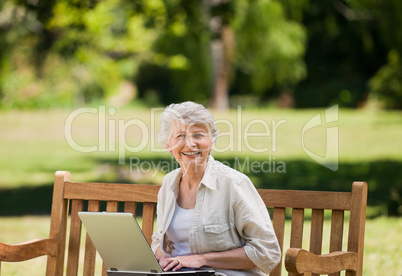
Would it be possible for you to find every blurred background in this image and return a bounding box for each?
[1,0,402,110]
[0,0,401,274]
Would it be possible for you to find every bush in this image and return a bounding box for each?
[369,50,402,109]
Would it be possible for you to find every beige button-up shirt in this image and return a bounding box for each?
[151,156,281,275]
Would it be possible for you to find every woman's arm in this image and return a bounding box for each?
[155,247,169,262]
[160,247,255,272]
[202,247,255,269]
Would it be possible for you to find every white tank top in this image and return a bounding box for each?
[166,203,194,256]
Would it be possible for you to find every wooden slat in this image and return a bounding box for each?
[102,201,120,276]
[309,209,324,276]
[124,202,137,217]
[346,182,367,276]
[328,209,344,276]
[66,199,84,276]
[290,209,304,248]
[106,201,119,212]
[270,207,286,276]
[289,208,304,276]
[258,189,351,210]
[83,200,100,276]
[64,182,160,202]
[46,171,70,276]
[142,203,156,245]
[330,210,344,253]
[310,209,324,254]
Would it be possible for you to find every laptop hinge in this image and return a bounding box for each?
[110,268,118,271]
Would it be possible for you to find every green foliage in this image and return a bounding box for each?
[293,0,387,108]
[0,0,167,108]
[1,0,402,108]
[350,0,402,109]
[233,0,307,96]
[137,0,308,104]
[369,50,402,109]
[0,47,76,108]
[137,0,213,105]
[350,0,402,55]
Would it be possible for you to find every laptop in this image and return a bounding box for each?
[78,212,215,276]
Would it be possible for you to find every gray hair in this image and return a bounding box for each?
[158,101,219,147]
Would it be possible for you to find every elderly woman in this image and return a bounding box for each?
[151,101,281,275]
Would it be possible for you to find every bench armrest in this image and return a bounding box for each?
[0,238,57,262]
[285,248,358,274]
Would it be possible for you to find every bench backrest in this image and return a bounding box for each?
[1,171,367,276]
[259,183,367,276]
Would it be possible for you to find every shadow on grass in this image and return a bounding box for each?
[0,183,53,216]
[1,157,401,217]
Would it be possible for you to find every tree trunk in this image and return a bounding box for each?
[211,25,234,110]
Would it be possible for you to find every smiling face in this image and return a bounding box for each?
[166,121,213,172]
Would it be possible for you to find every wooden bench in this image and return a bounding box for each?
[0,171,367,276]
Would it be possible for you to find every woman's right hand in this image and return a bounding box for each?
[156,253,169,262]
[155,247,187,271]
[155,247,167,262]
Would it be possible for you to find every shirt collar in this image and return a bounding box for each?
[199,155,217,190]
[168,155,217,192]
[169,169,182,193]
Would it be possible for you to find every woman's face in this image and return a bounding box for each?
[167,121,213,171]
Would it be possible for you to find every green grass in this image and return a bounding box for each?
[1,107,402,216]
[0,216,400,275]
[1,107,401,188]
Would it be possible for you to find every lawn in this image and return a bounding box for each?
[1,107,401,215]
[1,106,401,188]
[0,215,400,275]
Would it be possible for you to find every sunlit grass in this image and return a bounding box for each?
[0,216,50,276]
[0,216,400,275]
[1,107,401,188]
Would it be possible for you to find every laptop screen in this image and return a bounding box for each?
[78,212,163,273]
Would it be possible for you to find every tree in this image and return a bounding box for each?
[0,0,314,109]
[209,0,235,110]
[137,0,307,109]
[349,0,402,109]
[0,0,168,108]
[290,0,388,108]
[0,0,59,107]
[136,0,213,106]
[233,0,307,101]
[48,0,168,104]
